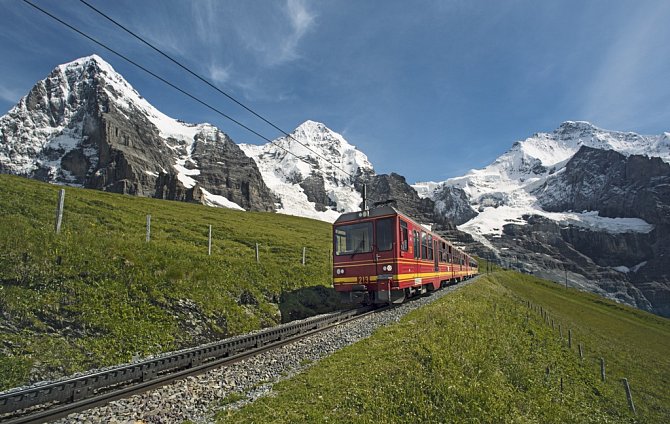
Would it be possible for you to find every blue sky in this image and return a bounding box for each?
[1,0,669,182]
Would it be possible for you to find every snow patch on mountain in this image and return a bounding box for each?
[200,187,244,210]
[240,120,374,222]
[461,207,654,238]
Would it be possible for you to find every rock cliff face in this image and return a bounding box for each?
[532,147,670,316]
[0,55,275,211]
[536,146,670,225]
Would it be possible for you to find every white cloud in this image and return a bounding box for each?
[581,2,670,130]
[208,63,231,85]
[231,0,316,67]
[277,0,316,63]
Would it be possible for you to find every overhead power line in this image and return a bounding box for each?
[21,0,324,173]
[77,0,356,180]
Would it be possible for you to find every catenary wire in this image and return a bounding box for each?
[77,0,356,180]
[21,0,326,173]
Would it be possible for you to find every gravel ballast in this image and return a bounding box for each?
[55,279,477,423]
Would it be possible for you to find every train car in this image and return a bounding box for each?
[333,206,478,305]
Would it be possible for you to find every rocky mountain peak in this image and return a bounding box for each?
[240,120,375,222]
[0,55,275,211]
[555,120,597,135]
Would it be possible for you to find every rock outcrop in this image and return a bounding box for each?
[358,172,439,225]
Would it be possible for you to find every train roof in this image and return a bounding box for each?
[334,206,405,224]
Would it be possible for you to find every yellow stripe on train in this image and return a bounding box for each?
[333,270,474,284]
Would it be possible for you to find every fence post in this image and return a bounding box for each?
[208,225,212,256]
[568,329,572,348]
[146,214,151,242]
[578,343,583,360]
[622,378,636,414]
[55,189,65,234]
[255,243,259,263]
[600,358,606,382]
[302,247,306,266]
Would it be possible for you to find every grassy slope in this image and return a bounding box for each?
[221,272,669,423]
[0,174,335,389]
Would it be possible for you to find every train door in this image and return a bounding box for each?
[433,239,439,272]
[413,228,420,283]
[449,244,455,280]
[374,217,396,276]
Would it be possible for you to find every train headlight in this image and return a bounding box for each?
[336,268,345,275]
[387,265,392,272]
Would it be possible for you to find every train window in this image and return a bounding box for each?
[400,220,409,251]
[427,235,433,261]
[334,222,372,255]
[413,230,420,259]
[376,218,394,251]
[421,232,428,260]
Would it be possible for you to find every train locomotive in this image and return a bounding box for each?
[333,206,478,305]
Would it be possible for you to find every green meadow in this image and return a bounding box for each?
[0,174,335,390]
[221,272,669,423]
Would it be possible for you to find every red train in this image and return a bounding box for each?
[333,206,478,305]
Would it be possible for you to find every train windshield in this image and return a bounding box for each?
[335,222,373,255]
[376,218,394,251]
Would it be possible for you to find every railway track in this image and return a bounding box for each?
[0,306,379,424]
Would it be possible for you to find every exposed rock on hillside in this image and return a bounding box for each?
[357,172,438,225]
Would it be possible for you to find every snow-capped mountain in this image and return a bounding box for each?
[414,121,670,316]
[240,120,374,222]
[0,55,274,211]
[415,121,669,245]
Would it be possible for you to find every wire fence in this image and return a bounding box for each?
[522,299,638,415]
[48,189,333,268]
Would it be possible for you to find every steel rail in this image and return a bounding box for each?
[0,306,377,424]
